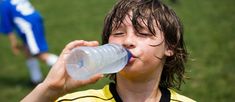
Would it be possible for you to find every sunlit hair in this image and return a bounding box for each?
[102,0,188,89]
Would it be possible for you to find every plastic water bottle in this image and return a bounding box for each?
[66,43,132,80]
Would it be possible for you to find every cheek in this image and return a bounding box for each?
[140,44,165,61]
[141,48,163,69]
[142,48,157,61]
[108,37,123,44]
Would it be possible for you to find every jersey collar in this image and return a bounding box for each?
[109,83,171,102]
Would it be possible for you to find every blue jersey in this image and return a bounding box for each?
[0,0,48,55]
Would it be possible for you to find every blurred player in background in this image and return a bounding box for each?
[0,0,58,85]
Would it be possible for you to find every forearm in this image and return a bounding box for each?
[21,40,103,102]
[7,32,18,46]
[21,83,60,102]
[7,32,22,55]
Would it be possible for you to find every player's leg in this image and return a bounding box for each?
[36,52,58,67]
[23,45,43,85]
[14,17,43,84]
[25,16,58,67]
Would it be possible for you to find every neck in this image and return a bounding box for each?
[116,70,162,102]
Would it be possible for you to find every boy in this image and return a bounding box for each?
[0,0,58,85]
[21,0,195,101]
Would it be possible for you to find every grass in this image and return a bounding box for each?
[0,0,234,101]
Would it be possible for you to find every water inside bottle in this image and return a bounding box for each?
[77,59,84,69]
[66,43,132,80]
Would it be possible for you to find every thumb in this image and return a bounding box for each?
[71,74,104,88]
[64,74,104,93]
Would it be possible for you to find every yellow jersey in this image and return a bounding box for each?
[56,83,195,102]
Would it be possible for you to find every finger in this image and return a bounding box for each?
[77,74,104,86]
[62,40,85,54]
[88,74,104,84]
[12,50,19,55]
[62,40,99,55]
[83,41,99,47]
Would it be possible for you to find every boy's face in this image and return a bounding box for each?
[108,12,173,79]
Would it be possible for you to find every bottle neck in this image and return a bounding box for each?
[125,49,132,62]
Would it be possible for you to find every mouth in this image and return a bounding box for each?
[127,50,140,63]
[128,53,138,63]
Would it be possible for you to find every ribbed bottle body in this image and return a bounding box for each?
[66,43,131,80]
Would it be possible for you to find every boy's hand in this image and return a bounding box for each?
[21,40,104,102]
[40,40,103,100]
[11,43,23,55]
[8,32,22,55]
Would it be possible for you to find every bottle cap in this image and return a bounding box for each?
[126,49,132,62]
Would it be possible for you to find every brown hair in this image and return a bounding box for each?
[102,0,188,89]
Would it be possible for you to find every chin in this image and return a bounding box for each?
[120,65,142,74]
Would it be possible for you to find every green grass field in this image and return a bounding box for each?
[0,0,234,101]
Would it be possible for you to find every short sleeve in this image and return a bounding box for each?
[0,1,14,35]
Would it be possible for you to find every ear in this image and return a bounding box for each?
[165,49,174,57]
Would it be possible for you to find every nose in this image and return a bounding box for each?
[122,33,136,49]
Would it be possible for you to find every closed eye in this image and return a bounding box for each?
[111,32,125,37]
[137,32,153,37]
